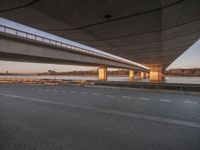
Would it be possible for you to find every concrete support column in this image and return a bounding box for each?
[144,73,147,78]
[98,66,107,80]
[146,73,149,78]
[140,72,144,79]
[149,65,164,81]
[129,69,134,80]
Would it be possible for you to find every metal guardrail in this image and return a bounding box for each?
[0,25,148,71]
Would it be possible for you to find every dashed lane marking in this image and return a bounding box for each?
[121,96,132,99]
[93,93,101,96]
[107,95,115,98]
[160,99,172,102]
[137,97,151,101]
[81,92,88,95]
[1,93,200,129]
[184,100,197,104]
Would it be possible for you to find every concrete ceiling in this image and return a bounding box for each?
[0,0,200,69]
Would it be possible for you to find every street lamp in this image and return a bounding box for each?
[54,68,56,80]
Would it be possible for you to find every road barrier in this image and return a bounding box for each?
[0,78,199,93]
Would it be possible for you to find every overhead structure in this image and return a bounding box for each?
[0,0,200,80]
[0,25,148,71]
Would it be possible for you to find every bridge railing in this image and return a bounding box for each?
[0,25,119,61]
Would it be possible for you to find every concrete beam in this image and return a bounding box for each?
[0,33,147,71]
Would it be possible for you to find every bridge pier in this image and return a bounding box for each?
[98,66,107,80]
[140,72,144,79]
[146,73,149,78]
[129,69,134,80]
[149,65,164,81]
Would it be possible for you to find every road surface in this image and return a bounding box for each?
[0,84,200,150]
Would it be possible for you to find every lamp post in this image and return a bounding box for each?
[54,68,56,80]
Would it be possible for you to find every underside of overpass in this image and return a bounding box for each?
[0,0,200,80]
[0,27,148,80]
[0,31,148,71]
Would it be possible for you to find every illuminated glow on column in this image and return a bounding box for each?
[129,69,134,80]
[98,66,107,80]
[140,72,144,79]
[146,73,149,78]
[149,65,164,81]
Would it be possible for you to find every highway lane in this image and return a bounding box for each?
[0,84,200,150]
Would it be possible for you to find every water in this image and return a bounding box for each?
[0,75,200,84]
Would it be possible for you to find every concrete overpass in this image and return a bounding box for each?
[0,25,148,80]
[0,0,200,80]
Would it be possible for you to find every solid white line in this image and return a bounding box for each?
[184,100,197,104]
[121,96,131,99]
[160,99,172,102]
[107,95,115,98]
[1,93,200,129]
[137,97,151,101]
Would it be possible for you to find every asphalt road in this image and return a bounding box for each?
[0,84,200,150]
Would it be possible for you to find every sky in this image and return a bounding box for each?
[0,17,200,73]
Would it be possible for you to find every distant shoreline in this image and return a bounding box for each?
[0,74,36,76]
[0,74,200,77]
[1,68,200,77]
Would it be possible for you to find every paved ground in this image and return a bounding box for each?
[0,83,200,150]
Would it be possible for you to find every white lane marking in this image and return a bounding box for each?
[121,96,131,99]
[45,89,50,91]
[32,88,35,90]
[70,91,77,93]
[107,95,115,98]
[93,93,101,96]
[53,90,57,92]
[81,92,88,95]
[160,99,172,102]
[1,93,200,129]
[61,90,67,93]
[137,97,151,101]
[184,100,197,104]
